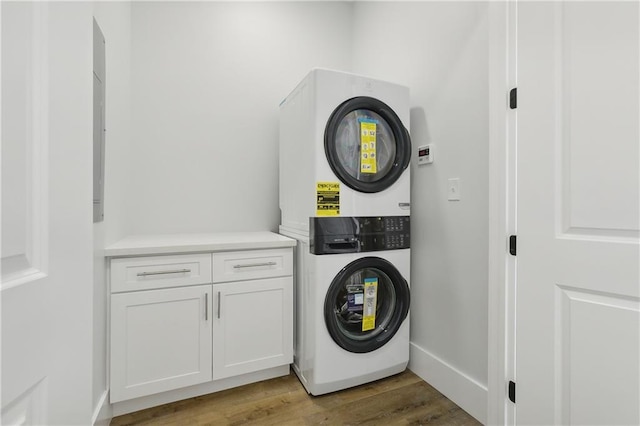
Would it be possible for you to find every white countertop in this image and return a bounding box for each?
[104,231,297,257]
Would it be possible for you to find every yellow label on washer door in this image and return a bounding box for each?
[362,278,378,331]
[360,120,377,174]
[316,182,340,216]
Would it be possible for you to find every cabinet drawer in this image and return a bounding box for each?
[111,253,212,293]
[212,248,292,283]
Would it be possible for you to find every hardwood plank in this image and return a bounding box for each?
[110,370,480,426]
[303,381,455,425]
[310,369,425,410]
[223,385,323,425]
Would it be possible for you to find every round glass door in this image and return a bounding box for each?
[324,257,410,353]
[325,97,411,193]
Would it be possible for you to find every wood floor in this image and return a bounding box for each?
[110,370,481,425]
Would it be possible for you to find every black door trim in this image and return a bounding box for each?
[324,256,410,353]
[324,96,411,193]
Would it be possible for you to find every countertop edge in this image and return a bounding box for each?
[104,233,297,258]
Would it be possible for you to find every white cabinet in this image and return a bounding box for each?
[110,284,213,403]
[211,248,293,380]
[213,277,293,380]
[106,234,295,409]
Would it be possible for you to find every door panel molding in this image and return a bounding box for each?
[1,2,49,290]
[555,2,640,239]
[555,285,640,425]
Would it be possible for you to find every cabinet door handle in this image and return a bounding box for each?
[136,268,191,277]
[232,262,276,269]
[217,291,221,319]
[205,293,208,321]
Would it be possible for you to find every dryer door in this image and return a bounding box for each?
[325,97,411,193]
[324,256,410,353]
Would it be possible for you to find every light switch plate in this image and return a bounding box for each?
[448,178,460,201]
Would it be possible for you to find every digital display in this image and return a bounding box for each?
[418,148,429,157]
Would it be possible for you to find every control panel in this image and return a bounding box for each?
[310,216,410,255]
[417,144,434,165]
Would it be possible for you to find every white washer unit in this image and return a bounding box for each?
[281,216,410,395]
[279,68,411,234]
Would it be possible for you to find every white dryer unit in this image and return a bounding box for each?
[279,69,411,234]
[283,216,411,395]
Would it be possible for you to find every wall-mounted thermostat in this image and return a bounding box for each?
[417,144,434,165]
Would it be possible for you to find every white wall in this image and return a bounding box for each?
[128,2,353,235]
[47,3,95,423]
[92,2,132,424]
[351,3,489,422]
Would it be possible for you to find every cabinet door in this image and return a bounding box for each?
[110,285,212,402]
[213,277,293,380]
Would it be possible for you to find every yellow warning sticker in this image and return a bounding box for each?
[316,182,340,216]
[362,278,378,331]
[360,120,377,174]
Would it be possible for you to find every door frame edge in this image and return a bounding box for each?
[488,1,517,425]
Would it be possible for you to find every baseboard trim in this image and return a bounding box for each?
[112,365,290,417]
[408,342,487,424]
[91,390,112,426]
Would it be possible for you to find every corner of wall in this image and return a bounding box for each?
[91,390,112,426]
[409,343,488,424]
[91,3,133,425]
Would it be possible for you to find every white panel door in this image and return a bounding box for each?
[213,277,293,380]
[3,3,96,423]
[516,2,639,425]
[1,3,51,424]
[110,285,213,402]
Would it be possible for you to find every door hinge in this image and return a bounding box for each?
[509,235,517,256]
[509,88,517,109]
[508,380,516,403]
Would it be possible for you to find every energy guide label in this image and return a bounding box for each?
[362,277,378,331]
[360,119,378,174]
[316,182,340,216]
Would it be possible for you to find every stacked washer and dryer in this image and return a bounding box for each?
[279,69,412,395]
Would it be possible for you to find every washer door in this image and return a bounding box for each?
[325,96,411,193]
[324,257,410,353]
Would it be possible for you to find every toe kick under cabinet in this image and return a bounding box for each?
[106,233,295,410]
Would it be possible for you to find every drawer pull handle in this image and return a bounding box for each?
[232,262,277,269]
[136,268,191,277]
